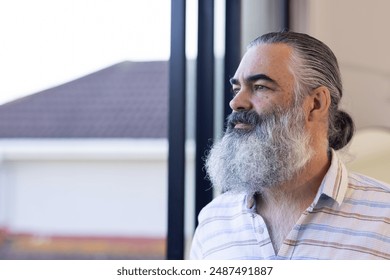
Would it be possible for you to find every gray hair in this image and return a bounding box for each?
[248,31,354,150]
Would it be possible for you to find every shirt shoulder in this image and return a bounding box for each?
[348,172,390,192]
[344,172,390,210]
[190,192,259,260]
[197,192,249,224]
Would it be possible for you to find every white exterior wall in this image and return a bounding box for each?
[0,139,195,238]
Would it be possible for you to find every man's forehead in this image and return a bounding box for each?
[248,42,292,59]
[233,43,293,82]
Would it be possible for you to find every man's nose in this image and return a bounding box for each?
[229,89,252,112]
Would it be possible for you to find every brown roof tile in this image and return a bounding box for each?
[0,61,168,138]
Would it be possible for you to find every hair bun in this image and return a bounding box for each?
[329,110,355,150]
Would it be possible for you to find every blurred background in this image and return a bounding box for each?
[0,0,389,260]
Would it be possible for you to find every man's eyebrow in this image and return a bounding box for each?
[247,73,276,84]
[229,77,239,86]
[229,73,277,86]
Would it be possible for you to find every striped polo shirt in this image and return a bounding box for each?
[190,150,390,259]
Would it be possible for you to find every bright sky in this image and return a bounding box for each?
[0,0,173,105]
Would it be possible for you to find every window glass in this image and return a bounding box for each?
[0,0,170,259]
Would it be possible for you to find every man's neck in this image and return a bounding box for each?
[255,149,331,253]
[269,148,330,198]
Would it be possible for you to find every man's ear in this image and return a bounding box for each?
[308,86,331,122]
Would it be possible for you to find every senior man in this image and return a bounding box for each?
[190,31,390,260]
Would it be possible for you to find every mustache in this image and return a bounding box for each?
[226,110,264,131]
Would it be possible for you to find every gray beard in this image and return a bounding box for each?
[205,105,314,195]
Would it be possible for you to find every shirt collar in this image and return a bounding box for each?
[246,194,256,210]
[312,149,349,206]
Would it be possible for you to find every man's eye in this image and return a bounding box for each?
[231,88,240,96]
[254,85,268,91]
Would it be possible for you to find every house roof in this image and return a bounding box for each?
[0,61,168,138]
